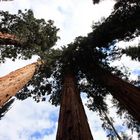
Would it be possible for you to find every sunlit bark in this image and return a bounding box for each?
[0,61,41,107]
[0,32,19,45]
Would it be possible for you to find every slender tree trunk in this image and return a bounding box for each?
[88,63,140,122]
[0,61,41,107]
[101,110,122,140]
[0,98,15,119]
[56,72,93,140]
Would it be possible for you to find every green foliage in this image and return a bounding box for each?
[0,9,61,106]
[89,0,140,49]
[122,45,140,61]
[16,48,63,104]
[0,9,59,62]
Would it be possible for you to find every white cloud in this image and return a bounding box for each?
[117,36,140,49]
[110,54,140,80]
[110,36,140,80]
[0,97,59,140]
[0,0,115,47]
[0,93,110,140]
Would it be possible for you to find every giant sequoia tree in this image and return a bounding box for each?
[0,9,94,140]
[85,0,140,120]
[0,0,140,139]
[0,61,42,107]
[56,69,93,140]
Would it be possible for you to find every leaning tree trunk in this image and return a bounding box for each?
[0,32,19,45]
[0,98,15,119]
[101,110,122,140]
[0,61,41,107]
[56,72,93,140]
[88,63,140,122]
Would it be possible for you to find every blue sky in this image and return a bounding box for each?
[0,0,140,140]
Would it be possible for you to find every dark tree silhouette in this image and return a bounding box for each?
[122,45,140,61]
[0,98,15,119]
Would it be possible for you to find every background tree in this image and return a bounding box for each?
[122,45,140,61]
[0,98,15,120]
[89,0,140,49]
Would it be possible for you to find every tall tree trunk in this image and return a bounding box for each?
[56,72,93,140]
[0,61,41,107]
[88,63,140,122]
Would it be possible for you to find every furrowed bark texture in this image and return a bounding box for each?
[56,72,93,140]
[89,63,140,122]
[0,61,40,107]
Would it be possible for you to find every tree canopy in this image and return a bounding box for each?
[0,1,140,139]
[0,9,59,62]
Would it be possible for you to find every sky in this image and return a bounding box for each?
[0,0,140,140]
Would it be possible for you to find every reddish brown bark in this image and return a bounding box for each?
[89,63,140,122]
[0,61,42,107]
[56,72,93,140]
[0,32,16,40]
[0,32,20,45]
